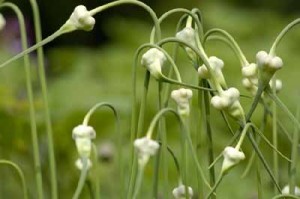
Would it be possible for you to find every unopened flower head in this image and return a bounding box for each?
[171,88,193,116]
[242,63,257,78]
[0,14,6,31]
[72,124,96,158]
[198,56,226,87]
[176,27,197,61]
[134,137,159,166]
[221,146,245,173]
[256,51,283,83]
[141,48,166,79]
[172,184,193,199]
[269,79,282,93]
[65,5,95,31]
[211,87,240,110]
[282,185,300,196]
[75,158,92,170]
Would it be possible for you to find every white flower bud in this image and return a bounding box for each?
[171,88,193,116]
[211,95,226,110]
[72,125,96,140]
[0,14,6,31]
[269,79,283,92]
[211,88,240,110]
[256,51,283,71]
[75,138,92,158]
[66,5,95,31]
[242,78,253,89]
[197,65,210,79]
[198,56,226,87]
[176,27,197,61]
[75,158,92,170]
[242,63,257,77]
[141,48,166,79]
[172,184,193,199]
[282,185,300,196]
[176,27,197,48]
[134,137,159,166]
[221,146,245,173]
[72,125,96,158]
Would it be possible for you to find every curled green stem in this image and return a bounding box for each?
[0,160,28,199]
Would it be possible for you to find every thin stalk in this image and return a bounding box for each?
[158,82,169,198]
[132,166,145,199]
[127,71,150,199]
[267,89,300,130]
[203,28,249,66]
[0,160,28,199]
[272,77,279,194]
[28,0,57,198]
[205,174,223,199]
[72,157,89,199]
[201,80,215,196]
[89,0,161,42]
[92,145,100,199]
[0,3,43,199]
[269,18,300,56]
[272,195,300,199]
[289,106,300,194]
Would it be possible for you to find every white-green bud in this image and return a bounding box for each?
[256,51,283,72]
[65,5,95,31]
[134,137,159,166]
[221,146,245,173]
[141,48,166,79]
[72,125,96,158]
[75,158,92,170]
[242,63,257,77]
[198,56,226,87]
[269,79,282,92]
[282,185,300,196]
[211,87,240,110]
[176,27,197,61]
[172,184,193,199]
[171,88,193,116]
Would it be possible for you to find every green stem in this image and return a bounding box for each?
[289,106,300,194]
[72,157,89,199]
[127,71,150,199]
[89,0,161,43]
[203,28,248,66]
[205,174,223,199]
[149,8,203,43]
[28,0,57,198]
[0,160,28,199]
[92,145,100,199]
[269,18,300,56]
[0,3,43,199]
[201,80,215,196]
[272,77,279,194]
[158,82,169,199]
[132,166,145,199]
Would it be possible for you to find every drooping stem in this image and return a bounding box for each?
[269,18,300,56]
[0,160,28,199]
[28,0,57,198]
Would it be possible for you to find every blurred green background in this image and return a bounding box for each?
[0,0,300,198]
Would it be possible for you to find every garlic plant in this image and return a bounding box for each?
[1,0,300,198]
